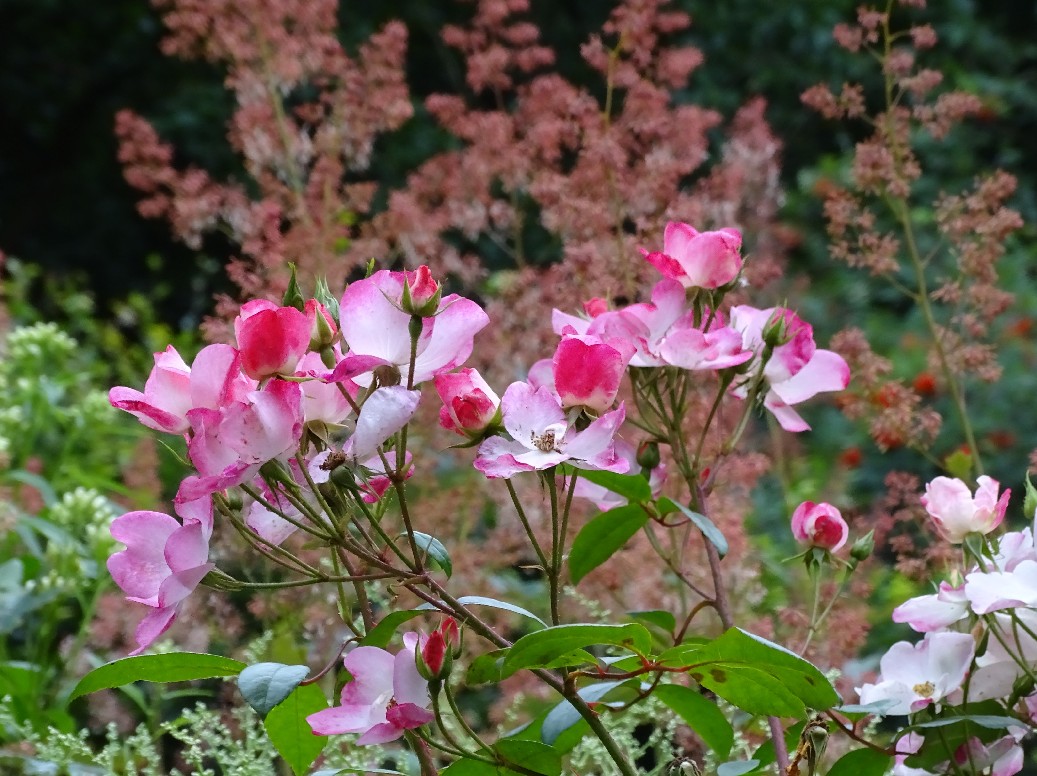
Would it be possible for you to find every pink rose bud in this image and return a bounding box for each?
[417,629,449,680]
[401,265,441,317]
[552,335,634,414]
[305,299,338,350]
[922,475,1010,544]
[583,297,609,317]
[640,221,743,289]
[441,617,462,658]
[791,501,849,552]
[236,304,312,380]
[434,368,501,438]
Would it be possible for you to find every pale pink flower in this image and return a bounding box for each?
[336,270,489,386]
[306,634,434,744]
[922,475,1010,544]
[341,386,421,460]
[473,381,627,479]
[856,630,975,715]
[235,301,312,380]
[964,559,1037,614]
[107,497,214,654]
[730,306,850,432]
[892,582,969,632]
[791,501,848,551]
[573,439,666,510]
[954,737,1024,776]
[640,221,743,289]
[434,368,501,438]
[109,344,254,434]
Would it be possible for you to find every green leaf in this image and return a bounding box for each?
[716,760,761,776]
[657,499,729,557]
[679,629,838,717]
[467,650,509,685]
[826,748,891,776]
[361,610,425,648]
[440,760,500,776]
[496,739,562,775]
[501,623,652,678]
[264,682,328,776]
[567,468,652,503]
[833,699,897,720]
[628,610,676,634]
[906,714,1025,732]
[237,663,309,716]
[541,681,627,746]
[412,532,453,577]
[68,653,245,703]
[944,448,973,481]
[451,595,547,628]
[568,504,647,583]
[655,684,734,759]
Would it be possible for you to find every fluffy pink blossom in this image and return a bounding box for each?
[235,301,312,380]
[791,501,848,551]
[107,497,214,654]
[434,368,500,438]
[473,381,627,479]
[335,270,489,386]
[306,634,433,744]
[856,630,975,715]
[729,306,850,432]
[640,221,743,289]
[922,475,1010,544]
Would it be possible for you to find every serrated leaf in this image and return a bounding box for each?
[237,663,309,716]
[568,504,647,583]
[568,468,652,503]
[264,682,328,776]
[826,748,891,776]
[657,499,729,557]
[412,532,452,577]
[628,610,677,634]
[68,653,245,703]
[496,739,562,775]
[501,623,651,678]
[655,684,734,759]
[679,629,838,717]
[466,650,509,685]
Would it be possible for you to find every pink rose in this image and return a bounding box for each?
[922,475,1010,544]
[791,501,848,551]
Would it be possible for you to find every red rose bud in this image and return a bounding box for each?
[583,297,609,317]
[417,629,450,680]
[305,299,338,350]
[236,304,312,380]
[401,265,441,317]
[434,369,501,438]
[441,617,462,658]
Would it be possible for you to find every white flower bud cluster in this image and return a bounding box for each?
[6,322,77,364]
[47,487,118,555]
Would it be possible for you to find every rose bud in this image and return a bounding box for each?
[791,501,849,552]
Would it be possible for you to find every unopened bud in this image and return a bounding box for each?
[761,309,790,349]
[372,364,402,388]
[282,264,306,312]
[416,630,451,681]
[636,440,661,471]
[850,529,875,562]
[401,265,441,317]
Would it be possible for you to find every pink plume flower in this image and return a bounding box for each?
[922,475,1010,544]
[640,221,743,289]
[306,634,434,744]
[791,501,849,552]
[235,302,312,380]
[107,497,214,654]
